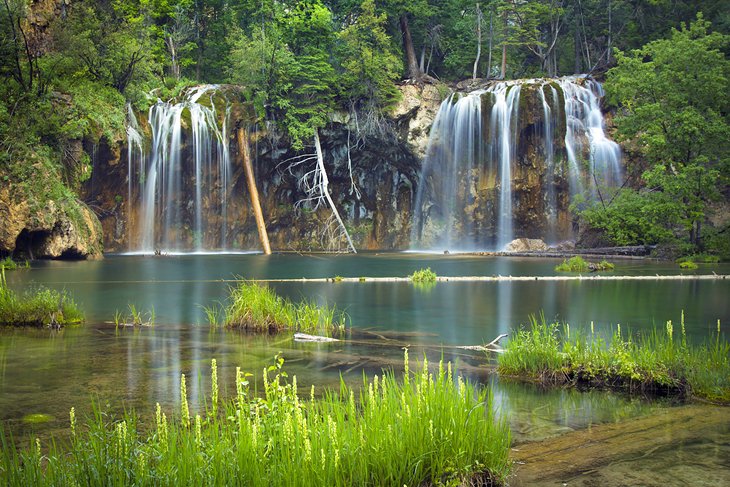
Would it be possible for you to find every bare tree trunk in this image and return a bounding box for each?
[400,14,422,80]
[500,9,508,79]
[607,0,612,65]
[314,131,356,253]
[419,45,426,72]
[473,3,482,80]
[237,127,271,255]
[574,12,581,73]
[487,7,493,78]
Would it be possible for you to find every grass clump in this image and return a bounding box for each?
[410,267,437,283]
[114,304,155,328]
[594,260,615,271]
[214,281,347,334]
[679,261,699,270]
[498,314,730,403]
[676,254,720,264]
[0,354,512,486]
[0,269,83,327]
[0,257,29,271]
[554,256,589,272]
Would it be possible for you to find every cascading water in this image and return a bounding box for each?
[412,76,622,251]
[559,76,623,196]
[412,82,522,251]
[126,85,232,253]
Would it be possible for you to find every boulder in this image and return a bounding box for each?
[504,238,549,252]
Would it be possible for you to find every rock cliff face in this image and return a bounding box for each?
[85,85,442,252]
[0,183,103,259]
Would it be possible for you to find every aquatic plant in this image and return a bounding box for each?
[113,304,155,327]
[595,260,615,271]
[676,254,720,264]
[678,261,698,270]
[498,314,730,403]
[219,281,347,334]
[0,257,29,271]
[0,353,511,486]
[410,267,437,283]
[554,256,589,272]
[0,269,83,327]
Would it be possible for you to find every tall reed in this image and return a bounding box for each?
[0,353,512,486]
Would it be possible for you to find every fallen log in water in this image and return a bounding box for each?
[293,333,340,343]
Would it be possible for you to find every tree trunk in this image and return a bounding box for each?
[473,3,482,80]
[500,9,508,79]
[574,13,581,73]
[237,127,271,255]
[400,14,422,80]
[314,131,357,253]
[487,7,493,78]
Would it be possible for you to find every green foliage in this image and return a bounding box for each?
[498,314,730,403]
[335,0,402,111]
[0,257,27,271]
[410,267,437,283]
[220,281,347,334]
[0,269,83,327]
[554,256,589,272]
[678,261,699,270]
[585,15,730,253]
[0,353,512,485]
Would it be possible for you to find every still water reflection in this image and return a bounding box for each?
[1,254,728,453]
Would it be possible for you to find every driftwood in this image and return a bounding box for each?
[456,333,508,353]
[294,331,507,354]
[293,333,340,343]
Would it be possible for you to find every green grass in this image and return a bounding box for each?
[0,354,512,486]
[211,281,347,334]
[0,258,29,271]
[555,256,614,272]
[676,254,720,264]
[410,267,437,283]
[498,314,730,403]
[114,304,155,327]
[554,256,589,272]
[0,269,83,327]
[679,261,699,270]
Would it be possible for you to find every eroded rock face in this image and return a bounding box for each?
[0,186,103,259]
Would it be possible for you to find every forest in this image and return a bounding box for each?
[1,0,729,256]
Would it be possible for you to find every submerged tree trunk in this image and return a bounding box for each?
[400,14,422,80]
[237,127,271,255]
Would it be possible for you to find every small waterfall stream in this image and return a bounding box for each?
[412,76,622,251]
[126,86,232,253]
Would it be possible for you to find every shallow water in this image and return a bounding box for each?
[1,253,728,478]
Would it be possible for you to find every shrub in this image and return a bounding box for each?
[554,256,589,272]
[410,267,437,283]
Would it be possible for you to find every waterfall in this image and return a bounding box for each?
[489,83,521,250]
[412,76,621,251]
[559,76,623,197]
[126,85,232,253]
